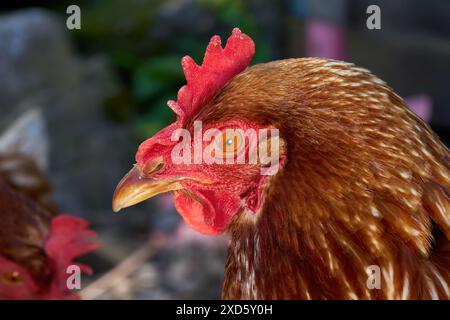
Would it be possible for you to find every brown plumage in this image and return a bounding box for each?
[0,110,98,299]
[113,29,449,300]
[0,153,57,214]
[0,178,53,287]
[0,109,57,214]
[0,115,57,286]
[206,58,450,299]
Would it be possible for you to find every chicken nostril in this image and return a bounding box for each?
[154,161,164,172]
[142,157,165,177]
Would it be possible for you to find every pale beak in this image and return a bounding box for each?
[112,163,182,212]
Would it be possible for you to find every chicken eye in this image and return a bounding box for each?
[1,270,23,285]
[215,130,244,157]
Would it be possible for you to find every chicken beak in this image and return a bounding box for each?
[112,164,182,212]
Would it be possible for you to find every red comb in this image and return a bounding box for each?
[168,28,255,124]
[44,215,99,296]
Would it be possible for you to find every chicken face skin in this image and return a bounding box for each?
[0,255,85,300]
[0,254,80,300]
[113,119,284,235]
[0,256,41,299]
[0,181,98,299]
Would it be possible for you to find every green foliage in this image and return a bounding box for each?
[132,55,183,102]
[74,0,163,52]
[74,0,272,140]
[5,0,274,140]
[131,55,183,138]
[134,93,176,140]
[198,0,271,64]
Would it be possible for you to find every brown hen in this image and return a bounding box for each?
[218,58,450,299]
[0,110,98,299]
[113,29,449,299]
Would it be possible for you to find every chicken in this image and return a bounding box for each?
[0,110,98,299]
[0,109,56,213]
[112,28,450,299]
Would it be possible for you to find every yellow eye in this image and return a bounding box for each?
[2,270,23,285]
[215,130,243,156]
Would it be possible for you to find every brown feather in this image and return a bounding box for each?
[0,154,57,214]
[199,58,449,299]
[0,179,53,287]
[0,151,57,287]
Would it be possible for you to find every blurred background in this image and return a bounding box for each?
[0,0,449,299]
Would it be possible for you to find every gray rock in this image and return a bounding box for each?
[0,8,135,216]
